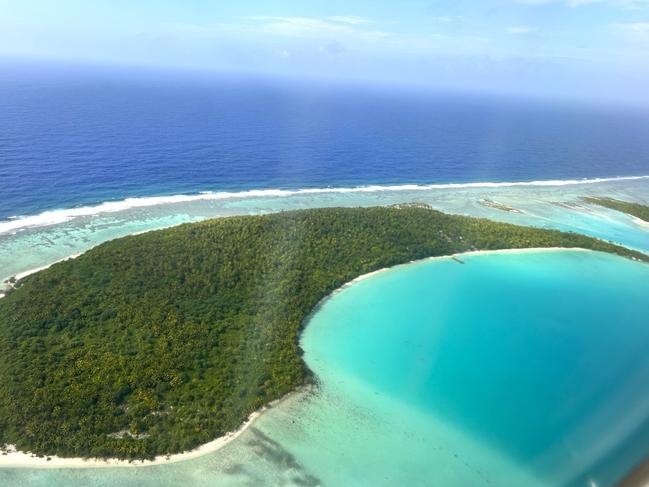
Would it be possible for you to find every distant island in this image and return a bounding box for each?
[584,197,649,224]
[0,206,647,461]
[478,199,523,213]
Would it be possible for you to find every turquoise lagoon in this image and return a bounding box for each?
[300,250,649,487]
[2,250,649,487]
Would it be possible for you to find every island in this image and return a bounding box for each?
[583,197,649,224]
[0,206,647,461]
[478,198,523,213]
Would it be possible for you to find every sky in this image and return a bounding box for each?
[1,0,649,103]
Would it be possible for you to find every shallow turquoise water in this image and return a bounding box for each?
[3,250,648,486]
[301,250,649,486]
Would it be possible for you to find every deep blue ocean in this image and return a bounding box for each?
[1,63,649,220]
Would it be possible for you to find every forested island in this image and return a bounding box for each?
[584,197,649,223]
[0,206,647,461]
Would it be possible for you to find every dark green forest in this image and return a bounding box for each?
[0,206,646,460]
[583,197,649,223]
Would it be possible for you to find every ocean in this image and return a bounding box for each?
[2,63,649,222]
[1,63,649,487]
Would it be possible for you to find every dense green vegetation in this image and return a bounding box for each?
[583,197,649,223]
[0,207,646,460]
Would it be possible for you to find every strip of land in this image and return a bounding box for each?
[583,197,649,224]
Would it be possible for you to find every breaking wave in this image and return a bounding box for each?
[1,175,648,235]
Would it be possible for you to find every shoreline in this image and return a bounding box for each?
[0,388,306,469]
[14,253,83,282]
[0,223,193,299]
[302,247,593,341]
[1,174,648,236]
[1,253,82,299]
[631,215,649,229]
[332,246,591,291]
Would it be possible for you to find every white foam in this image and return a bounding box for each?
[1,175,648,235]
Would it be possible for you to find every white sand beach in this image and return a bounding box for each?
[1,253,83,299]
[0,409,261,469]
[0,387,307,469]
[631,216,649,230]
[342,247,590,288]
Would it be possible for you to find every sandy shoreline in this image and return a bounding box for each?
[303,247,592,340]
[0,225,180,299]
[14,253,83,281]
[0,410,259,469]
[1,253,82,299]
[631,215,649,230]
[0,389,304,469]
[336,246,590,289]
[0,246,591,469]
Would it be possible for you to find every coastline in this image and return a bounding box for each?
[1,174,648,236]
[0,411,259,469]
[0,225,188,299]
[0,246,592,470]
[0,388,306,469]
[303,247,593,343]
[631,215,649,229]
[14,253,82,282]
[1,253,82,299]
[333,247,591,291]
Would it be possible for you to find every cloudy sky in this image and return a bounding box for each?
[1,0,649,103]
